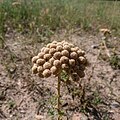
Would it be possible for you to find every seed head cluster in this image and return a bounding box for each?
[32,41,87,80]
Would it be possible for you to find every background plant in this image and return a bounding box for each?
[0,0,119,39]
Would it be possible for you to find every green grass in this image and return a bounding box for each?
[0,0,120,44]
[109,54,120,69]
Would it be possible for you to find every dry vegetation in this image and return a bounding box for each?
[0,0,120,120]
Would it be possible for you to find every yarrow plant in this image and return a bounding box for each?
[32,40,87,119]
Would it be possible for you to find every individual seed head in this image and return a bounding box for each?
[43,69,51,78]
[32,56,39,63]
[69,59,76,66]
[46,43,51,48]
[71,47,78,52]
[41,47,46,52]
[77,70,85,78]
[49,48,56,55]
[38,52,44,58]
[61,64,69,70]
[71,72,79,82]
[63,45,71,51]
[37,66,44,73]
[50,43,57,48]
[53,60,61,67]
[61,40,66,44]
[50,66,58,75]
[77,49,83,56]
[38,73,44,78]
[56,45,63,52]
[79,65,85,71]
[53,52,62,59]
[77,50,85,56]
[32,65,38,74]
[77,49,85,56]
[69,43,74,47]
[52,41,57,44]
[73,64,80,72]
[49,57,55,65]
[61,50,69,57]
[60,56,69,64]
[81,50,85,56]
[70,52,78,59]
[79,56,86,64]
[44,48,50,54]
[44,54,52,61]
[74,47,79,51]
[57,42,62,46]
[63,42,69,46]
[36,59,45,66]
[43,62,52,69]
[70,68,74,73]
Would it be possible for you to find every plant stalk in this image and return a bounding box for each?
[57,75,61,120]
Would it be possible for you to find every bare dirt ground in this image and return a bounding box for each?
[0,30,120,120]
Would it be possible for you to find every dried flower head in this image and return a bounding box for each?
[32,40,87,80]
[63,45,71,51]
[60,56,69,64]
[49,48,56,55]
[43,69,51,77]
[53,52,62,59]
[69,59,76,66]
[37,66,44,73]
[43,62,52,69]
[38,52,44,58]
[56,45,63,52]
[71,47,78,52]
[44,48,50,54]
[61,64,69,70]
[61,50,69,57]
[50,43,57,48]
[79,56,86,64]
[50,66,59,75]
[44,54,52,60]
[53,60,61,67]
[41,47,46,52]
[36,59,45,65]
[32,56,39,63]
[70,52,78,59]
[52,41,57,44]
[49,57,55,65]
[32,64,38,74]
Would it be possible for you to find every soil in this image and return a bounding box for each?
[0,30,120,120]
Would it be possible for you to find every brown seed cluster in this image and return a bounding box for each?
[32,41,87,80]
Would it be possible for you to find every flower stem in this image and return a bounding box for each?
[57,75,61,120]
